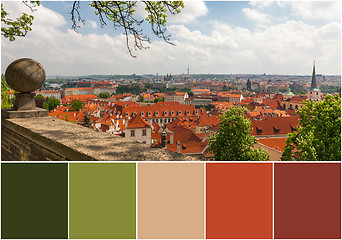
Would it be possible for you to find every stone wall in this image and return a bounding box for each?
[1,117,196,161]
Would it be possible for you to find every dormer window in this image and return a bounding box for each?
[256,127,262,134]
[148,111,152,116]
[185,110,190,115]
[273,127,280,134]
[177,110,182,115]
[133,112,137,117]
[194,110,198,115]
[170,111,174,115]
[164,111,168,116]
[140,112,144,116]
[125,112,129,117]
[155,111,159,116]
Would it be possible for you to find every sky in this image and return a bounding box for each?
[1,1,341,76]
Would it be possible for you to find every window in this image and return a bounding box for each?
[170,111,174,115]
[131,130,135,137]
[142,129,147,136]
[164,111,168,115]
[186,110,190,115]
[256,127,262,134]
[178,110,182,115]
[273,127,280,134]
[155,111,159,116]
[140,112,144,116]
[148,111,152,116]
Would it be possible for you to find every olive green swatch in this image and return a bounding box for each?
[69,163,136,239]
[1,163,68,239]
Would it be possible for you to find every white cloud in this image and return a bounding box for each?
[249,1,274,9]
[167,1,208,23]
[279,1,341,21]
[132,1,208,24]
[1,2,340,75]
[243,8,272,24]
[87,20,97,29]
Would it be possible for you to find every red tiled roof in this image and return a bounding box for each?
[258,137,287,152]
[250,117,299,136]
[126,115,150,129]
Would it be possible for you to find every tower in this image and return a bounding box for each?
[311,61,317,90]
[307,61,321,101]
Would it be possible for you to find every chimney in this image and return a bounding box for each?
[176,141,181,153]
[170,132,174,144]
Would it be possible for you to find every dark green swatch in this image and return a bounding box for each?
[69,163,136,239]
[1,163,68,239]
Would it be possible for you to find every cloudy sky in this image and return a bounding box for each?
[1,1,341,76]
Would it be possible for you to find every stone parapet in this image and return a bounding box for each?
[1,117,196,161]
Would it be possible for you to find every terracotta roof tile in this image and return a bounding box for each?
[126,115,150,129]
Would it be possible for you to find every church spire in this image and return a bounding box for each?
[311,61,317,90]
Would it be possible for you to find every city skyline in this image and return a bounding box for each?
[1,1,341,76]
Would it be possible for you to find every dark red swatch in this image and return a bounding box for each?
[206,163,273,239]
[274,163,341,239]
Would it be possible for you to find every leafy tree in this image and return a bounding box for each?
[2,1,184,57]
[154,97,164,103]
[139,95,144,102]
[1,74,13,109]
[208,106,270,161]
[48,97,60,110]
[71,99,85,111]
[81,111,91,128]
[282,94,341,161]
[34,94,45,108]
[99,92,110,99]
[42,101,49,110]
[1,1,40,41]
[188,91,194,97]
[34,93,45,99]
[42,97,60,111]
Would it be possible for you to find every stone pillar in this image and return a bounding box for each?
[2,58,48,118]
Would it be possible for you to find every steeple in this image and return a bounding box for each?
[311,61,317,90]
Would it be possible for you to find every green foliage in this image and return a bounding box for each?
[1,74,13,109]
[83,1,184,57]
[2,1,183,56]
[42,97,60,111]
[99,92,110,99]
[208,106,270,161]
[42,101,49,110]
[1,1,40,41]
[34,93,45,99]
[282,94,341,161]
[71,99,85,111]
[116,85,143,95]
[81,111,91,128]
[154,97,164,103]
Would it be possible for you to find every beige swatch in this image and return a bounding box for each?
[138,163,204,239]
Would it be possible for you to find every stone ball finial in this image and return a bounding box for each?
[5,58,46,93]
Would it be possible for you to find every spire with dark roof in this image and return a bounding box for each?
[311,61,317,90]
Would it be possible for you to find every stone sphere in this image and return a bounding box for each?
[5,58,46,93]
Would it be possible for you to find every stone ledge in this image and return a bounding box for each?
[2,108,49,119]
[1,117,196,161]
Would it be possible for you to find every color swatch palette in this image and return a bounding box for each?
[1,162,341,239]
